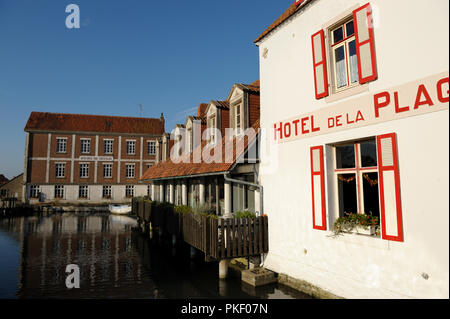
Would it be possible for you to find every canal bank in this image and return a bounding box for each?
[0,212,313,299]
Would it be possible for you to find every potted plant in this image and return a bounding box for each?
[333,213,380,236]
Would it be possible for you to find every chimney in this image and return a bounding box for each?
[160,113,165,132]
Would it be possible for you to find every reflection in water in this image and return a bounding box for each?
[0,213,312,299]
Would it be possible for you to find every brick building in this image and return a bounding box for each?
[23,112,165,204]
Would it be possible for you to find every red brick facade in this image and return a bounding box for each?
[24,113,164,187]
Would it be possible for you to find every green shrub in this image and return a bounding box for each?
[235,211,256,219]
[174,205,192,215]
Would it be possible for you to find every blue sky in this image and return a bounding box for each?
[0,0,293,179]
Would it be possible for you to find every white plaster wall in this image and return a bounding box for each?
[32,184,144,204]
[258,0,449,298]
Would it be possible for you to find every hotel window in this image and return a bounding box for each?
[81,139,91,154]
[103,185,112,199]
[148,141,156,155]
[79,185,89,199]
[334,139,379,220]
[125,185,134,198]
[55,163,66,178]
[187,128,193,153]
[104,139,113,154]
[80,163,89,178]
[147,185,151,197]
[146,163,152,169]
[103,163,113,178]
[330,20,358,91]
[126,140,136,155]
[30,185,40,198]
[126,164,135,179]
[56,138,67,153]
[310,133,404,242]
[54,185,64,199]
[311,3,377,99]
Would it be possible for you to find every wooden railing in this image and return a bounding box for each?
[132,198,269,261]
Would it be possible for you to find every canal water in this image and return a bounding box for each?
[0,212,312,299]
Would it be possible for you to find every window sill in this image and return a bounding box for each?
[325,83,369,103]
[325,230,390,250]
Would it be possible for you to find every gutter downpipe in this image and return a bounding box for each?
[223,173,263,216]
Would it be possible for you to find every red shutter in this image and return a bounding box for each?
[377,133,403,242]
[353,3,377,84]
[310,146,326,230]
[311,30,329,99]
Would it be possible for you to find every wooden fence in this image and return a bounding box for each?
[132,198,268,261]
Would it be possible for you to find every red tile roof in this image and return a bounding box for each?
[254,1,309,43]
[24,112,165,135]
[197,103,208,118]
[238,79,260,93]
[140,119,260,180]
[214,100,230,110]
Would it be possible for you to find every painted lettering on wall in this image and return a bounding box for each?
[273,72,449,142]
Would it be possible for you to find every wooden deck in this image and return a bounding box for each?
[133,198,269,261]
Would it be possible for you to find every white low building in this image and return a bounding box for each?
[255,0,449,298]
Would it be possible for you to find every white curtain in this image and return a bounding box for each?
[335,46,347,88]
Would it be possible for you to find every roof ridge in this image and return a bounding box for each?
[29,111,162,121]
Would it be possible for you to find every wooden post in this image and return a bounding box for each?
[219,259,229,279]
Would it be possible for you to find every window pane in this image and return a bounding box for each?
[337,173,357,216]
[346,21,354,37]
[336,145,355,168]
[333,26,344,43]
[360,140,377,167]
[362,172,380,219]
[348,40,359,84]
[334,46,347,88]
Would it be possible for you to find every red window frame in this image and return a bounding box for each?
[330,19,359,91]
[334,141,378,216]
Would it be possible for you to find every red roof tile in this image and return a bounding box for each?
[214,100,230,110]
[140,119,260,180]
[24,112,165,135]
[238,79,260,93]
[197,103,208,117]
[254,1,309,43]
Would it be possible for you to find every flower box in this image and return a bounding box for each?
[354,225,376,236]
[333,213,380,237]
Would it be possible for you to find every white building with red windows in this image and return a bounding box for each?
[255,0,448,298]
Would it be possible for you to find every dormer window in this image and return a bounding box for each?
[236,103,241,133]
[208,115,216,144]
[176,135,183,156]
[187,128,193,153]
